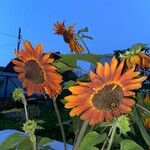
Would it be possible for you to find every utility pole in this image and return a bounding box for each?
[17,27,21,51]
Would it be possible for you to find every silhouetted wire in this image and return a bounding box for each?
[0,32,17,38]
[0,43,16,48]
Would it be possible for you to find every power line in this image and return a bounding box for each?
[0,43,16,48]
[0,32,17,38]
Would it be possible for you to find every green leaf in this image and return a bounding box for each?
[82,34,93,40]
[77,27,89,35]
[39,137,53,145]
[52,54,111,71]
[1,108,22,114]
[79,131,107,150]
[120,139,144,150]
[18,138,32,150]
[63,80,77,89]
[60,99,67,104]
[132,106,150,146]
[0,133,26,150]
[52,61,75,71]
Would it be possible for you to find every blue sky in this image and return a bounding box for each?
[0,0,150,67]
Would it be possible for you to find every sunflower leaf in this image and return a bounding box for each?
[132,106,150,146]
[39,137,53,145]
[77,27,89,35]
[63,80,77,89]
[79,131,107,150]
[53,54,111,71]
[0,133,26,149]
[18,138,33,150]
[120,139,144,150]
[81,34,93,40]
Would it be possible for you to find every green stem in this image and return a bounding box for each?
[136,103,150,114]
[52,97,67,150]
[73,120,89,150]
[77,36,91,54]
[106,124,117,150]
[32,140,36,150]
[22,95,29,121]
[101,126,113,150]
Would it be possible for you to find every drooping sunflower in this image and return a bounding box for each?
[144,94,150,103]
[144,117,150,128]
[54,21,84,53]
[12,41,62,97]
[119,44,150,70]
[65,57,147,125]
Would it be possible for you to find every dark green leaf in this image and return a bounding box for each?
[39,137,53,145]
[120,139,144,150]
[77,27,88,35]
[132,106,150,146]
[18,138,32,150]
[63,80,77,89]
[79,131,107,150]
[82,34,93,40]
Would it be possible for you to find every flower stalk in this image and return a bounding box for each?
[73,120,89,150]
[52,96,67,150]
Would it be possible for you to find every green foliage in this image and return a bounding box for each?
[63,80,77,90]
[77,27,89,35]
[39,137,53,145]
[52,54,111,71]
[120,139,144,150]
[132,106,150,146]
[0,133,26,150]
[79,131,107,150]
[1,108,22,114]
[18,138,33,150]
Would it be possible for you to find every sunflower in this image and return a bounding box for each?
[119,44,150,70]
[12,41,62,97]
[54,21,84,53]
[64,57,147,125]
[144,117,150,128]
[144,94,150,103]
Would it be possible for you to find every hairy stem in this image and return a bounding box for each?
[22,95,29,121]
[106,124,117,150]
[52,96,67,150]
[73,120,89,150]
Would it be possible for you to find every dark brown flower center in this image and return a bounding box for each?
[92,84,124,110]
[24,60,45,84]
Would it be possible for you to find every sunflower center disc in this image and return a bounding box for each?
[24,60,45,84]
[92,84,124,110]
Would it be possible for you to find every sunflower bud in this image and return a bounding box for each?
[117,115,130,134]
[23,120,37,143]
[12,88,24,102]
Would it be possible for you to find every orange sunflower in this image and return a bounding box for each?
[12,40,62,97]
[54,21,84,53]
[65,57,147,125]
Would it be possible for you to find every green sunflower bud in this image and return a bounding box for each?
[117,115,130,134]
[23,120,37,143]
[12,88,24,102]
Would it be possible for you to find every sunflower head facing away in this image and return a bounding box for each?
[12,41,62,97]
[54,21,84,53]
[119,44,150,70]
[144,117,150,128]
[65,57,147,125]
